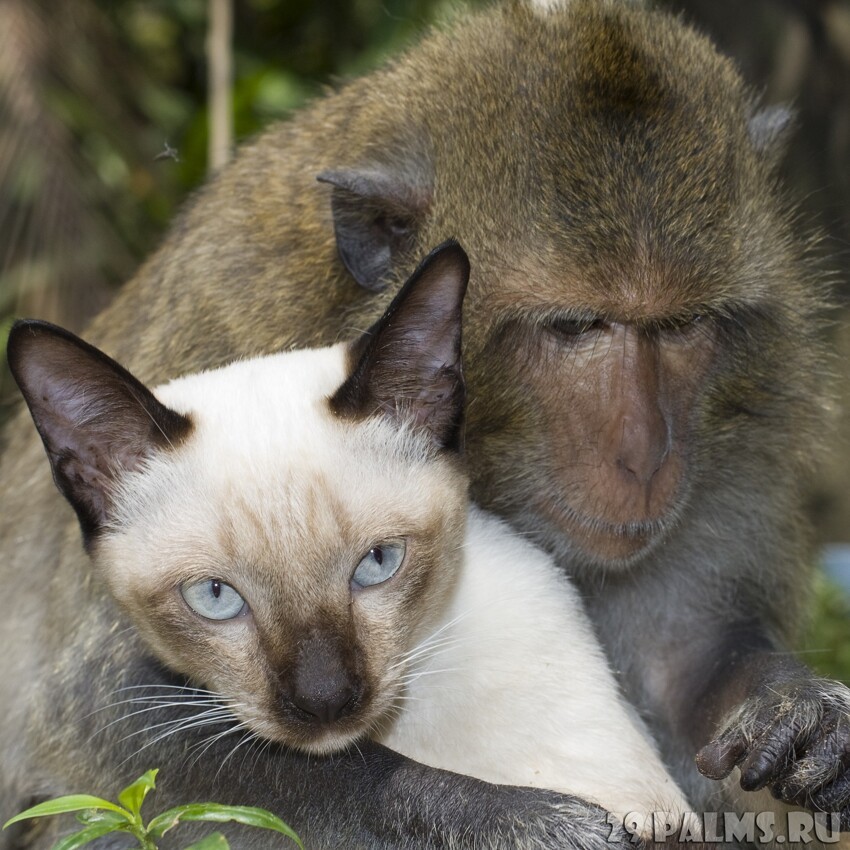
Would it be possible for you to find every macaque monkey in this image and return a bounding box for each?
[0,0,842,848]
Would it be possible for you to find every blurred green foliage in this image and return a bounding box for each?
[803,574,850,683]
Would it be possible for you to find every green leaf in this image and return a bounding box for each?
[3,797,130,830]
[148,804,302,848]
[183,832,230,850]
[118,769,159,817]
[52,822,129,850]
[76,810,130,828]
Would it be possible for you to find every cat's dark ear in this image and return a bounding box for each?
[6,320,192,545]
[330,239,470,451]
[317,164,430,291]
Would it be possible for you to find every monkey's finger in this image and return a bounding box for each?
[737,712,809,791]
[696,731,749,780]
[769,718,850,807]
[769,718,850,800]
[781,772,850,816]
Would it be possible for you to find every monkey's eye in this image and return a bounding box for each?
[181,579,247,620]
[659,313,710,343]
[352,542,406,588]
[546,317,607,340]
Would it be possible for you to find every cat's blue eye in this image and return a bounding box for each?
[181,579,246,620]
[352,542,406,588]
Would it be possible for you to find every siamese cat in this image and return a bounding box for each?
[8,241,693,834]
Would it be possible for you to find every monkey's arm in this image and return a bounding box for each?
[690,628,850,828]
[13,645,636,850]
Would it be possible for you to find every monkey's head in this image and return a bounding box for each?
[113,1,825,576]
[306,0,825,572]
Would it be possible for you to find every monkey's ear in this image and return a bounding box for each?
[748,104,794,166]
[317,167,429,291]
[330,239,470,451]
[6,320,192,545]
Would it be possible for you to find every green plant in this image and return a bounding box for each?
[2,769,303,850]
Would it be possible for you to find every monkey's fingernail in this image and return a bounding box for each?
[741,765,769,791]
[696,741,740,779]
[738,743,785,791]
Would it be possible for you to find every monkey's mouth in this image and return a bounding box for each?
[537,490,679,564]
[569,506,671,539]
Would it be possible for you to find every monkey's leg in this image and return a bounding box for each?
[7,644,639,850]
[690,629,850,830]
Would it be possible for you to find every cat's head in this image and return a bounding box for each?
[8,241,470,754]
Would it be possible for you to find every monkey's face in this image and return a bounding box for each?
[314,0,816,572]
[462,297,720,568]
[525,317,713,562]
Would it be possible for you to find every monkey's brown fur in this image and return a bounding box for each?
[0,1,840,848]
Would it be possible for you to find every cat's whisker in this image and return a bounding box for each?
[119,708,247,767]
[388,602,504,673]
[392,600,529,676]
[377,698,440,736]
[255,735,275,772]
[397,684,468,698]
[187,721,250,769]
[89,701,236,739]
[349,736,368,766]
[110,684,223,697]
[237,736,263,774]
[116,705,241,744]
[243,738,267,779]
[389,646,466,687]
[395,639,466,670]
[380,705,403,724]
[119,715,237,749]
[215,728,257,780]
[391,626,460,668]
[410,632,465,653]
[387,634,464,671]
[106,693,229,705]
[407,607,471,645]
[86,696,235,720]
[89,703,216,738]
[398,667,462,685]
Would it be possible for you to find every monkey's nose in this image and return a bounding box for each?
[291,682,355,724]
[614,412,670,487]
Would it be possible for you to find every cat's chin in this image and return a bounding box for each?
[257,714,376,756]
[296,730,370,756]
[260,722,371,757]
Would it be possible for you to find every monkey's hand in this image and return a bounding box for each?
[696,677,850,828]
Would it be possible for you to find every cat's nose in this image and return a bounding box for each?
[291,682,355,724]
[287,633,360,725]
